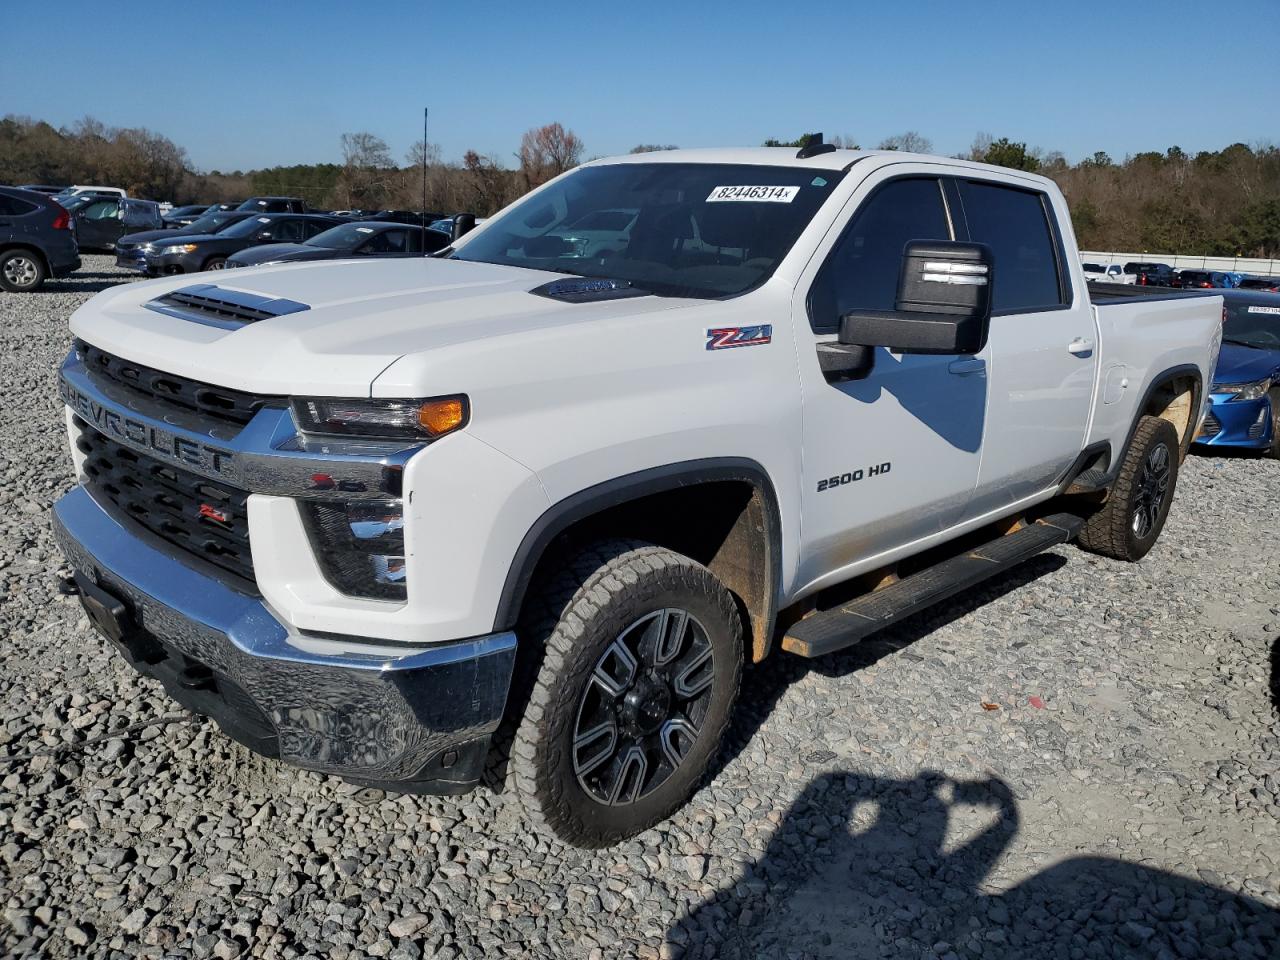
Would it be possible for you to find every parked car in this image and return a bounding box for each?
[1176,270,1241,289]
[1123,261,1177,286]
[18,184,68,196]
[226,220,450,267]
[70,197,163,251]
[1195,290,1280,457]
[115,210,260,272]
[356,209,445,226]
[1081,262,1132,284]
[0,186,80,291]
[161,204,214,229]
[236,196,308,214]
[52,147,1222,847]
[56,185,128,200]
[139,212,343,274]
[1238,275,1280,293]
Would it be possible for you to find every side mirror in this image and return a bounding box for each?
[841,241,993,355]
[451,213,477,241]
[257,231,274,243]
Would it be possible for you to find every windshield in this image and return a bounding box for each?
[307,223,375,250]
[58,195,94,212]
[1082,263,1103,272]
[451,162,846,298]
[188,211,245,234]
[1223,299,1280,350]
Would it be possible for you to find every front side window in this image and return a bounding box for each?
[807,177,952,333]
[957,181,1063,313]
[271,219,305,242]
[84,199,120,220]
[451,162,846,298]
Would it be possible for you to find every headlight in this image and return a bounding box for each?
[291,396,468,440]
[1211,378,1272,401]
[159,243,198,255]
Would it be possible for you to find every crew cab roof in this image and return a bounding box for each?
[582,147,1060,189]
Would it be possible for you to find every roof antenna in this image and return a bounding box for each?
[796,133,837,159]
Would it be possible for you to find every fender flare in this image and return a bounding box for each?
[493,457,783,648]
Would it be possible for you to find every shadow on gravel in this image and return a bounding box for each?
[670,770,1279,959]
[38,277,134,294]
[708,554,1067,785]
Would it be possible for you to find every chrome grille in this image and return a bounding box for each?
[75,420,254,585]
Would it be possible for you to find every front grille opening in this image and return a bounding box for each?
[76,420,255,586]
[75,339,283,427]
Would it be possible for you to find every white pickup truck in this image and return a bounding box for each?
[53,147,1221,846]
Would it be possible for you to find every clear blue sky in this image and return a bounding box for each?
[6,0,1276,172]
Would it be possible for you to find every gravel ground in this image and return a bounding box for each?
[1,256,1278,959]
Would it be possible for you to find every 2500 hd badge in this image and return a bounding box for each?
[817,461,892,492]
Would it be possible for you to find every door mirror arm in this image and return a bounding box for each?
[817,341,874,382]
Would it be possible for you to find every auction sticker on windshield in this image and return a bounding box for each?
[706,185,800,203]
[1247,305,1280,315]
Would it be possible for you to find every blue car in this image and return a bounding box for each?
[1195,291,1280,457]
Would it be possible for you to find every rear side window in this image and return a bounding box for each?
[303,219,332,239]
[272,219,305,241]
[0,196,39,216]
[958,181,1063,312]
[807,177,952,334]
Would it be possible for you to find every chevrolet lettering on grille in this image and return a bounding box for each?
[59,375,238,481]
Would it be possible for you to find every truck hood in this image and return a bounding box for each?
[68,257,696,396]
[1213,342,1280,386]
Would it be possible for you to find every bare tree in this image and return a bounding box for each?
[337,132,394,209]
[876,131,933,153]
[518,122,583,189]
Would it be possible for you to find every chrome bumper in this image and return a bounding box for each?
[52,487,516,791]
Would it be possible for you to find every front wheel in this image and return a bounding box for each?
[1264,389,1280,459]
[510,540,743,847]
[203,256,227,271]
[1077,415,1181,561]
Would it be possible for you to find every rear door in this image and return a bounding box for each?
[953,177,1097,518]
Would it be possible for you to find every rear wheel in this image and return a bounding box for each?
[1077,415,1180,561]
[510,540,743,847]
[0,250,46,292]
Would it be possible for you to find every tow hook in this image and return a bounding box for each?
[56,575,81,597]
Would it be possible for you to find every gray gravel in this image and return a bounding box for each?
[2,256,1278,959]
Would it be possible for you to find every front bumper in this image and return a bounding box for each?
[115,248,149,273]
[52,486,517,792]
[1194,394,1274,450]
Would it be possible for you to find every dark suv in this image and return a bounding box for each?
[236,196,308,214]
[1123,261,1177,287]
[0,187,80,292]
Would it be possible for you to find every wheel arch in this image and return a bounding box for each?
[0,243,51,273]
[1135,363,1203,458]
[494,458,783,662]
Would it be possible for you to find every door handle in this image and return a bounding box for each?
[1068,338,1095,356]
[947,357,986,376]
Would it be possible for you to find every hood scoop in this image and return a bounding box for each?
[146,283,310,330]
[530,277,650,304]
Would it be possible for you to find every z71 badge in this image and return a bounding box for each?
[706,325,772,350]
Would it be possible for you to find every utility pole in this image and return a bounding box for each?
[427,104,437,239]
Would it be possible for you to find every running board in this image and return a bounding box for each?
[782,513,1083,658]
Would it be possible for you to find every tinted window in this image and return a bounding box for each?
[302,219,333,239]
[363,229,408,253]
[82,199,120,220]
[0,196,39,216]
[807,177,952,333]
[422,228,450,253]
[957,181,1062,312]
[271,219,305,242]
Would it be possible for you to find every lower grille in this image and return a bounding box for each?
[75,421,254,585]
[1200,411,1221,438]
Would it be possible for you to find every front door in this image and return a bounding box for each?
[951,178,1097,517]
[795,173,988,592]
[75,198,123,250]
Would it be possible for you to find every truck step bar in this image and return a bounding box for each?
[781,513,1084,658]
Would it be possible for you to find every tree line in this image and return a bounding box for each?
[2,114,1277,257]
